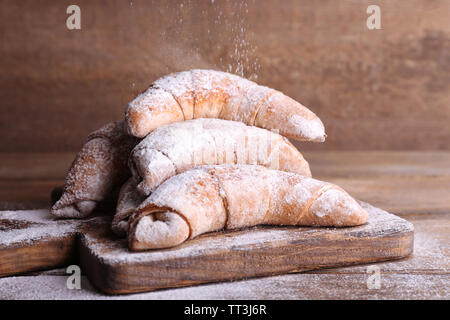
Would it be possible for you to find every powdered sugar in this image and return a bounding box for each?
[126,69,325,141]
[288,115,325,142]
[3,271,444,300]
[0,209,80,247]
[85,200,411,265]
[128,87,179,114]
[154,70,194,99]
[83,223,308,265]
[126,165,369,249]
[129,118,310,197]
[52,121,138,218]
[312,189,358,218]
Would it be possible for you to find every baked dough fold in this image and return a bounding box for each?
[127,165,368,251]
[51,121,139,218]
[126,69,326,142]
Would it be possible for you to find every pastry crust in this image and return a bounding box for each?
[125,69,326,142]
[112,177,146,236]
[111,118,311,236]
[129,118,312,196]
[51,121,139,218]
[127,165,369,251]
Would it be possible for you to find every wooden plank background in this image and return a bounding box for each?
[0,151,448,299]
[0,0,449,152]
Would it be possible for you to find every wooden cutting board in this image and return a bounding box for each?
[0,202,414,294]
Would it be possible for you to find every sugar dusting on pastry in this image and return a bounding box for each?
[154,70,195,99]
[309,189,368,226]
[127,165,368,250]
[289,115,326,142]
[125,69,326,141]
[51,121,138,218]
[128,118,311,198]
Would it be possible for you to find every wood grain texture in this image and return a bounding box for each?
[0,211,80,277]
[0,202,415,295]
[0,151,447,299]
[1,212,447,299]
[78,202,413,294]
[0,236,76,278]
[305,151,450,215]
[0,1,449,152]
[0,209,103,278]
[315,213,449,276]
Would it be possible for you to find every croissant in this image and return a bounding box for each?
[110,118,311,235]
[127,165,368,251]
[125,69,326,142]
[112,177,145,236]
[129,118,311,195]
[51,121,139,218]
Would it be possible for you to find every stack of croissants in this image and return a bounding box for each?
[51,69,368,251]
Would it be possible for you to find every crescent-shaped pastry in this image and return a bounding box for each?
[127,165,368,251]
[126,69,326,142]
[51,121,139,218]
[129,118,312,196]
[111,118,312,235]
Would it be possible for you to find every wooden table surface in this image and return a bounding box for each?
[0,151,448,299]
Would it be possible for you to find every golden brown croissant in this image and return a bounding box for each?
[125,69,326,142]
[111,118,311,236]
[127,165,368,251]
[129,118,311,196]
[51,121,139,218]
